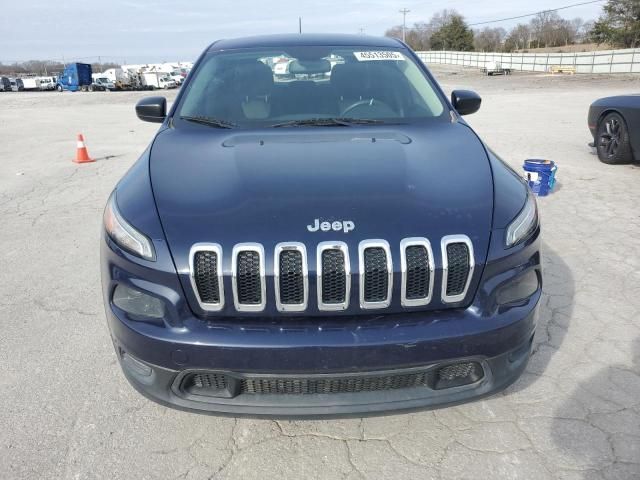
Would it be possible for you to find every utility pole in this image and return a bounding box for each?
[299,17,302,34]
[359,28,365,35]
[399,8,410,43]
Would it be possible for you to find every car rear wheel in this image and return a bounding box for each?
[596,112,633,164]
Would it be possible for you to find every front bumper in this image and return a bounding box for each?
[105,281,539,416]
[102,227,541,416]
[112,322,534,417]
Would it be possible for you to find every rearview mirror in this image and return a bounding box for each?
[451,90,481,116]
[136,96,166,123]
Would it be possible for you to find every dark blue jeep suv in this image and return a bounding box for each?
[101,34,541,416]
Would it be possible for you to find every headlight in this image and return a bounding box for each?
[505,193,538,248]
[103,192,155,260]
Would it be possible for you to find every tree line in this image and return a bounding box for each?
[385,0,640,52]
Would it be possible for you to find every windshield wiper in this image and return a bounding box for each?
[180,115,237,129]
[271,117,384,128]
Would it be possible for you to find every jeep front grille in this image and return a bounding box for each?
[190,235,474,313]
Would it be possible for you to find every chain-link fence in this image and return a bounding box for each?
[416,48,640,74]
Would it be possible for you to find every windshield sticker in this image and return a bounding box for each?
[353,51,405,62]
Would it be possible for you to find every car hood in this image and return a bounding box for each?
[150,122,494,316]
[591,95,640,108]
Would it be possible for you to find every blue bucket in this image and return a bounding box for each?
[523,159,557,196]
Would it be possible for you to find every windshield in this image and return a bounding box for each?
[177,45,446,128]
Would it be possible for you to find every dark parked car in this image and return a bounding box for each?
[589,95,640,164]
[101,34,541,416]
[0,76,11,92]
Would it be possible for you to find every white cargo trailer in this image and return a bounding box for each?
[102,68,127,84]
[141,72,176,90]
[20,77,41,90]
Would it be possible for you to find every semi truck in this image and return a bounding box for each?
[56,63,93,91]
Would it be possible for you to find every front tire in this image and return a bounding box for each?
[596,112,633,164]
[56,85,63,92]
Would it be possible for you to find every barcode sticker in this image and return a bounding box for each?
[353,51,405,62]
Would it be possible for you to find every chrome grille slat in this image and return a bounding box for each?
[232,243,266,312]
[400,238,434,307]
[317,241,350,311]
[441,235,474,304]
[321,251,346,303]
[274,243,308,312]
[359,240,392,309]
[189,243,224,312]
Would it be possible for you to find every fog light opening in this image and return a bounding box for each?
[496,269,539,305]
[433,361,484,390]
[112,284,165,320]
[121,351,153,378]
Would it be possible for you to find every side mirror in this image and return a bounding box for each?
[451,90,481,116]
[136,96,166,123]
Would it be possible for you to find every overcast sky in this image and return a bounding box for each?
[1,0,605,63]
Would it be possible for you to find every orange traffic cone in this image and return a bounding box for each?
[73,134,95,163]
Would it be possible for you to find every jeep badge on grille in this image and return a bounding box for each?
[307,219,355,233]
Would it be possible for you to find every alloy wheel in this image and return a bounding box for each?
[599,117,621,158]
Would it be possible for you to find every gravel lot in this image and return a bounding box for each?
[1,66,639,479]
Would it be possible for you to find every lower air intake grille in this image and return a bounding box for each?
[193,251,220,304]
[405,245,430,300]
[363,247,389,302]
[446,243,470,297]
[438,363,476,381]
[321,249,346,304]
[279,250,304,305]
[241,372,429,395]
[182,372,228,396]
[237,251,262,304]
